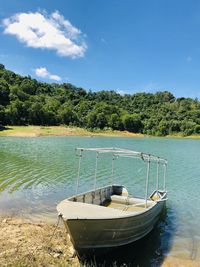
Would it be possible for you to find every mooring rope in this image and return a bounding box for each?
[49,214,62,243]
[26,214,62,262]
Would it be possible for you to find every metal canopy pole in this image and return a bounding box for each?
[110,155,115,185]
[156,160,160,191]
[163,163,167,191]
[75,150,82,194]
[145,157,150,208]
[94,152,99,191]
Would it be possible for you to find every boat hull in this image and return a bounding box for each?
[63,200,165,256]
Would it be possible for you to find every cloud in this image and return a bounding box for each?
[35,67,61,81]
[116,89,127,95]
[3,11,87,58]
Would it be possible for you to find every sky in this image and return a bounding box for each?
[1,0,200,98]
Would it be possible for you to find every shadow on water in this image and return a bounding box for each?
[79,207,176,267]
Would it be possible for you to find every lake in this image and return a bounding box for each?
[0,136,200,266]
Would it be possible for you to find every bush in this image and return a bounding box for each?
[122,114,143,133]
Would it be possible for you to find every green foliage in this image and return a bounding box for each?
[0,79,10,105]
[0,105,6,125]
[109,113,123,130]
[0,64,5,70]
[122,114,143,133]
[1,63,200,136]
[58,105,78,125]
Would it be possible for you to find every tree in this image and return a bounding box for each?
[20,78,37,95]
[1,63,200,137]
[155,120,170,136]
[0,105,6,125]
[122,114,143,133]
[96,112,107,129]
[180,120,197,136]
[59,106,78,125]
[86,111,97,128]
[109,113,123,130]
[28,102,52,125]
[0,79,10,106]
[6,99,27,125]
[0,64,5,70]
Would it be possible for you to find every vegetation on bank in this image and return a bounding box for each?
[1,125,200,138]
[0,125,145,137]
[1,63,200,137]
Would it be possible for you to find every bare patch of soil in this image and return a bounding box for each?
[0,217,79,266]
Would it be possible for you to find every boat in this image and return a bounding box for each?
[57,147,168,257]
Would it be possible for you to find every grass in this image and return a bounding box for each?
[1,125,200,139]
[0,125,144,138]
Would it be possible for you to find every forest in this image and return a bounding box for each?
[0,63,200,136]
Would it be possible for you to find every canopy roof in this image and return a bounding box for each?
[76,147,167,165]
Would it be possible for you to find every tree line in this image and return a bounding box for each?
[0,63,200,136]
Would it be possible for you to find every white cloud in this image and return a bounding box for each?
[35,67,61,81]
[116,89,127,95]
[3,11,87,58]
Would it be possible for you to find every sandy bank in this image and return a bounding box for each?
[0,217,79,266]
[1,125,200,139]
[1,217,199,267]
[0,126,144,138]
[162,256,200,267]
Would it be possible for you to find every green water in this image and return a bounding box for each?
[0,136,200,264]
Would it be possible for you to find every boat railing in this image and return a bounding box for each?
[75,147,167,208]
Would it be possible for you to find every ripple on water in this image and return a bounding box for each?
[0,136,200,264]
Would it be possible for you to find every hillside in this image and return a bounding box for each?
[0,63,200,136]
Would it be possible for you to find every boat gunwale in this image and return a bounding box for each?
[58,189,167,221]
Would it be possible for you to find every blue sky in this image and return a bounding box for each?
[1,0,200,98]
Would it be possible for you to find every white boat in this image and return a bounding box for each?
[57,147,168,256]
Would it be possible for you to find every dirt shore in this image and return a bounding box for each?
[162,257,200,267]
[0,217,79,267]
[0,125,200,139]
[0,125,145,138]
[1,217,199,267]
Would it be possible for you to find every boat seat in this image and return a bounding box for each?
[107,201,146,212]
[111,195,153,205]
[111,195,130,204]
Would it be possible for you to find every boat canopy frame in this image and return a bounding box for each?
[75,147,167,207]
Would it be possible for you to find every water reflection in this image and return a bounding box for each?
[80,207,175,267]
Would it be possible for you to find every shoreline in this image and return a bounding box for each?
[0,125,145,138]
[0,216,79,266]
[0,216,199,266]
[0,125,200,139]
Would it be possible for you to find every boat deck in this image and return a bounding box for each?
[107,201,147,212]
[58,193,157,220]
[105,195,154,212]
